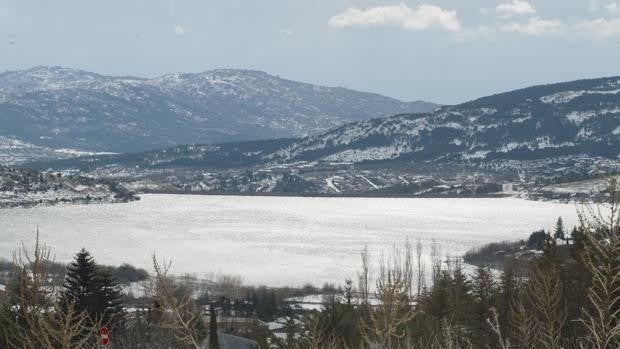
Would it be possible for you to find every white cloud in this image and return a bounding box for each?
[500,17,564,36]
[606,2,620,13]
[328,3,461,32]
[175,25,185,35]
[576,17,620,38]
[277,28,293,36]
[495,0,536,17]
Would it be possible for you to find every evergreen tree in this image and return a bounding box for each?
[316,298,361,348]
[571,226,586,252]
[94,267,125,328]
[449,261,471,325]
[498,261,517,336]
[426,271,450,320]
[60,249,97,315]
[554,217,565,242]
[59,249,125,329]
[527,230,548,250]
[208,303,220,349]
[470,265,495,347]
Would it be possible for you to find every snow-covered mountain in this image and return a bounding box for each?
[265,76,620,164]
[0,66,436,162]
[0,66,117,100]
[38,76,619,172]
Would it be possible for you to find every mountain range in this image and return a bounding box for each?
[42,76,619,171]
[0,66,436,164]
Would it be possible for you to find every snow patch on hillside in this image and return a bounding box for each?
[566,111,597,125]
[566,108,620,125]
[540,91,585,104]
[512,116,531,123]
[325,176,342,193]
[323,145,409,162]
[462,151,490,159]
[541,89,620,104]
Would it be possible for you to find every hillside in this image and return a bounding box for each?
[44,77,618,167]
[26,76,620,197]
[0,166,137,208]
[265,76,620,164]
[0,66,436,164]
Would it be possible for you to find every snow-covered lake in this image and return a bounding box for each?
[0,194,580,287]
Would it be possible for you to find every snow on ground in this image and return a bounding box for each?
[325,176,342,193]
[358,175,380,190]
[566,111,597,125]
[286,294,386,311]
[398,176,410,185]
[323,145,407,162]
[121,281,150,298]
[0,136,115,165]
[462,150,490,159]
[0,195,581,287]
[542,177,619,194]
[540,89,620,104]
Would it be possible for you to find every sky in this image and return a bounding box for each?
[0,0,619,104]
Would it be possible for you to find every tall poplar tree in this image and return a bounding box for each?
[208,303,220,349]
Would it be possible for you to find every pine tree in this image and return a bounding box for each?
[208,303,219,349]
[554,217,565,242]
[571,226,586,252]
[449,260,471,325]
[471,265,495,347]
[94,267,125,329]
[59,249,125,329]
[60,249,98,317]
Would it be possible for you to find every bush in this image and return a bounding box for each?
[100,263,149,284]
[526,230,548,250]
[463,240,523,266]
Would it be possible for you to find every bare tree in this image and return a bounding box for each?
[361,247,415,349]
[358,245,371,306]
[487,307,510,349]
[415,239,425,297]
[151,254,205,349]
[6,231,101,348]
[578,178,620,349]
[300,312,342,349]
[527,262,566,349]
[509,288,537,349]
[430,240,441,285]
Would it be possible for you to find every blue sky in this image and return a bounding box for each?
[1,0,619,104]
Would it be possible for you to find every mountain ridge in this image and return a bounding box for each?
[0,66,437,164]
[31,75,620,169]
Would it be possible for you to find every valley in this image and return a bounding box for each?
[22,75,620,202]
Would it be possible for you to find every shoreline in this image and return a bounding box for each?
[0,190,582,210]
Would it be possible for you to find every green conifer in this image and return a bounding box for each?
[60,249,125,329]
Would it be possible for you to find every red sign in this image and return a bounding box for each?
[100,326,110,346]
